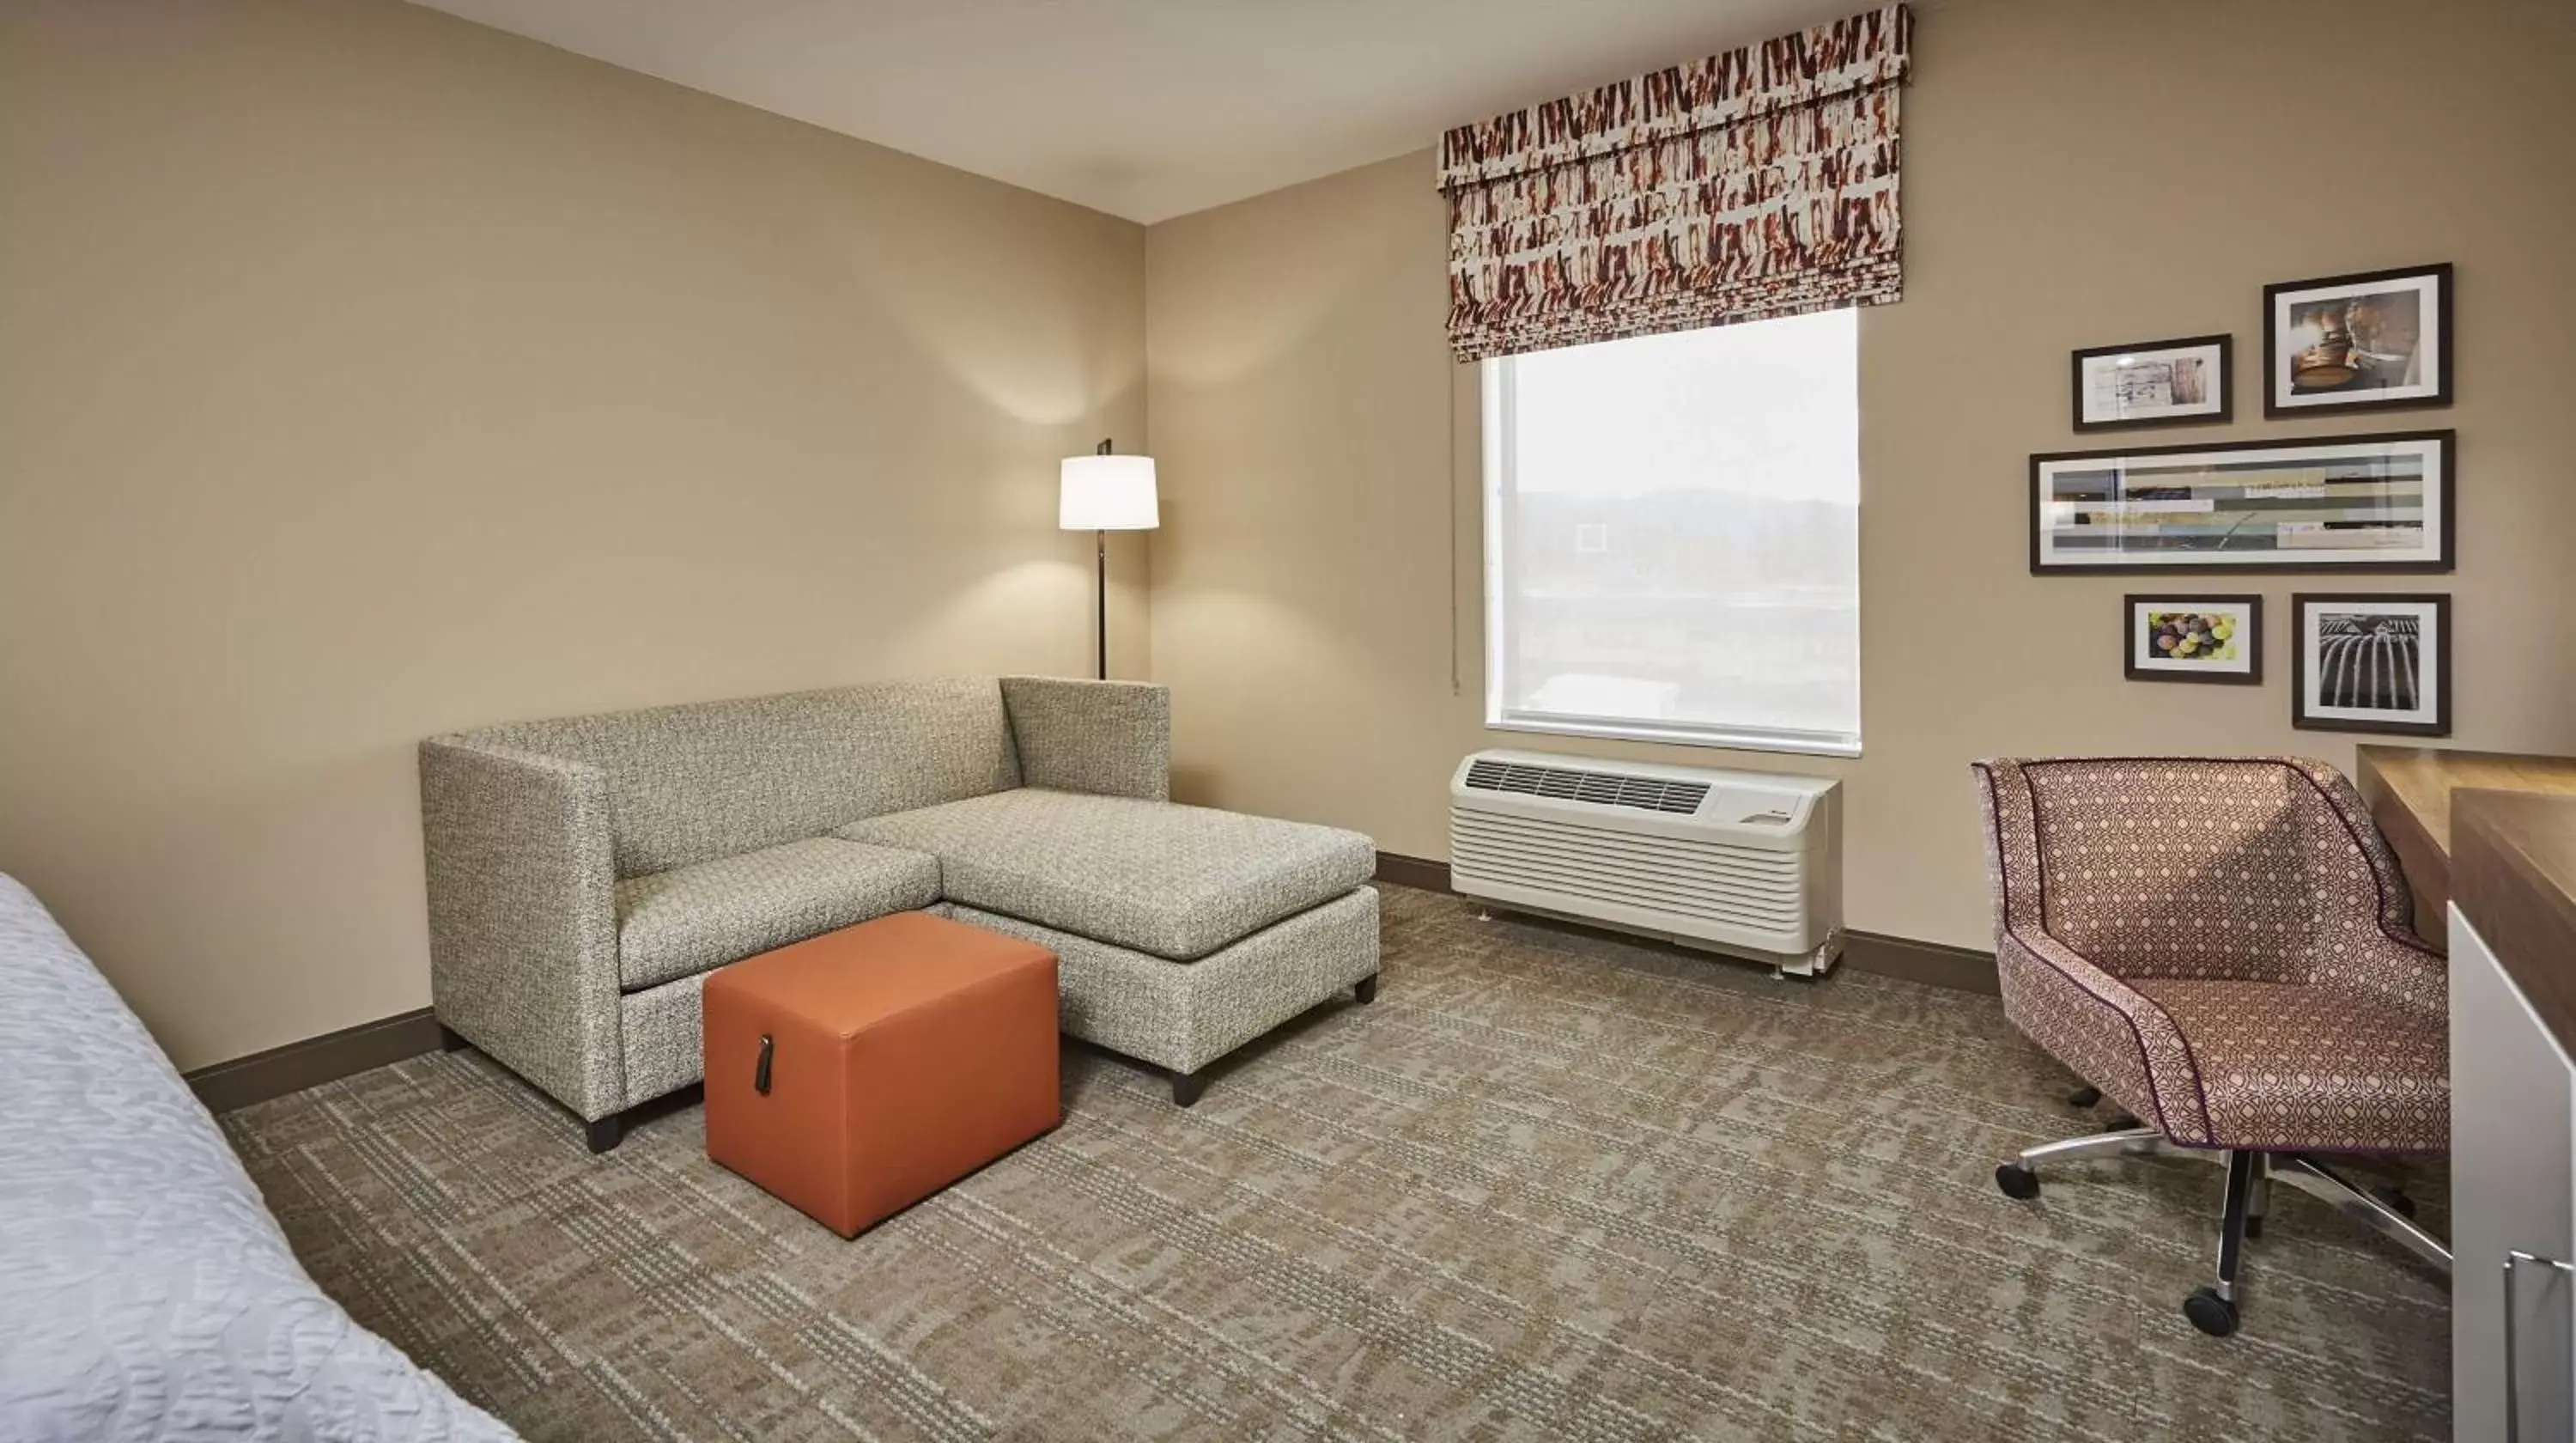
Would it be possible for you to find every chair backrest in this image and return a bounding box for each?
[1971,756,2406,983]
[453,678,1020,877]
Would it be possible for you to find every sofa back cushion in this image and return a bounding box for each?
[463,678,1020,877]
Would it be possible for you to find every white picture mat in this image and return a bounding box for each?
[2131,601,2256,674]
[2272,272,2443,410]
[2081,342,2226,422]
[2301,597,2443,725]
[2035,435,2446,568]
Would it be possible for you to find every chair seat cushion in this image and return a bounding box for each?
[836,789,1375,961]
[614,839,939,990]
[2134,978,2447,1151]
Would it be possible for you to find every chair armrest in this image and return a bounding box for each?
[418,737,624,1120]
[999,678,1170,801]
[2320,929,2448,1015]
[1996,924,2216,1146]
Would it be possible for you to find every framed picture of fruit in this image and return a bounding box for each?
[2125,595,2262,684]
[2263,263,2451,417]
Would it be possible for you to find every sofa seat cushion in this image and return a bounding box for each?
[614,839,939,990]
[835,788,1374,962]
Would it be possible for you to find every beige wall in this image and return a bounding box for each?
[0,0,1146,1069]
[9,0,2573,1073]
[1145,0,2576,950]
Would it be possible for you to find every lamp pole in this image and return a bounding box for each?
[1093,438,1111,681]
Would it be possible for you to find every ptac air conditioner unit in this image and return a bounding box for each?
[1449,749,1844,977]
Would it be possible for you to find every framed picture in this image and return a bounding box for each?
[2292,593,2450,735]
[2029,429,2452,574]
[2264,264,2451,417]
[2125,595,2261,684]
[2073,334,2232,431]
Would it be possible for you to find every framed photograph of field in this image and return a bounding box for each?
[2265,264,2451,417]
[2029,430,2452,574]
[2073,334,2231,431]
[2124,595,2261,684]
[2291,593,2449,735]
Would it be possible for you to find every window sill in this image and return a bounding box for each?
[1485,715,1862,760]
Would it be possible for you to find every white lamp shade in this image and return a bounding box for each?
[1059,454,1159,531]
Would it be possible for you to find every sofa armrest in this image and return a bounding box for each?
[999,678,1170,801]
[418,737,625,1120]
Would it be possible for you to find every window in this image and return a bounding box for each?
[1482,310,1861,756]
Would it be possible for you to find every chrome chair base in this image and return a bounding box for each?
[1995,1126,2451,1337]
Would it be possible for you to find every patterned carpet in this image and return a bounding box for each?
[223,886,2451,1441]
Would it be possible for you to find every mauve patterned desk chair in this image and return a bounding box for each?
[1970,756,2453,1337]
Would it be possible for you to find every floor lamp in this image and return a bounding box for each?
[1058,441,1158,680]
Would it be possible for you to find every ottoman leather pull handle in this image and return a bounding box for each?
[755,1034,774,1096]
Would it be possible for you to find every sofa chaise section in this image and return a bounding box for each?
[421,676,1380,1147]
[949,891,1381,1105]
[835,788,1376,963]
[841,787,1381,1102]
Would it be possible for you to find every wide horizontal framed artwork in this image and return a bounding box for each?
[2029,429,2453,574]
[2124,594,2261,684]
[2263,263,2452,417]
[2072,334,2231,431]
[2291,592,2450,736]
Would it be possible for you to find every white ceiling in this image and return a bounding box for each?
[406,0,1859,222]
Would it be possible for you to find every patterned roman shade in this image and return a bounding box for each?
[1438,3,1911,362]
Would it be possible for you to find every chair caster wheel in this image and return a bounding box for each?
[2068,1085,2101,1109]
[2372,1184,2418,1218]
[1995,1163,2040,1200]
[2245,1216,2264,1239]
[2183,1288,2239,1337]
[2099,1113,2141,1133]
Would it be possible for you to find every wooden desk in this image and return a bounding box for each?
[2455,788,2576,1052]
[2444,786,2576,1441]
[2355,746,2576,948]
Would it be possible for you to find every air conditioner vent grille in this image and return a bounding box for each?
[1461,758,1709,815]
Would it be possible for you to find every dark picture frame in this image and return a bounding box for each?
[2029,429,2455,575]
[2071,334,2233,431]
[2290,592,2451,736]
[2263,264,2452,418]
[2123,594,2262,685]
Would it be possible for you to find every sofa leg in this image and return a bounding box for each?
[1353,974,1380,1004]
[437,1025,471,1053]
[1170,1069,1208,1108]
[585,1113,624,1154]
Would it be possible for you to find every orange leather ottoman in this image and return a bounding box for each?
[702,911,1059,1238]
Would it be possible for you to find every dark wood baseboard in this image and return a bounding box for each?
[184,1006,445,1114]
[1841,930,2000,995]
[1373,850,1455,893]
[1376,850,1997,994]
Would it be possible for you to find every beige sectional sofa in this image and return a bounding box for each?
[419,677,1379,1150]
